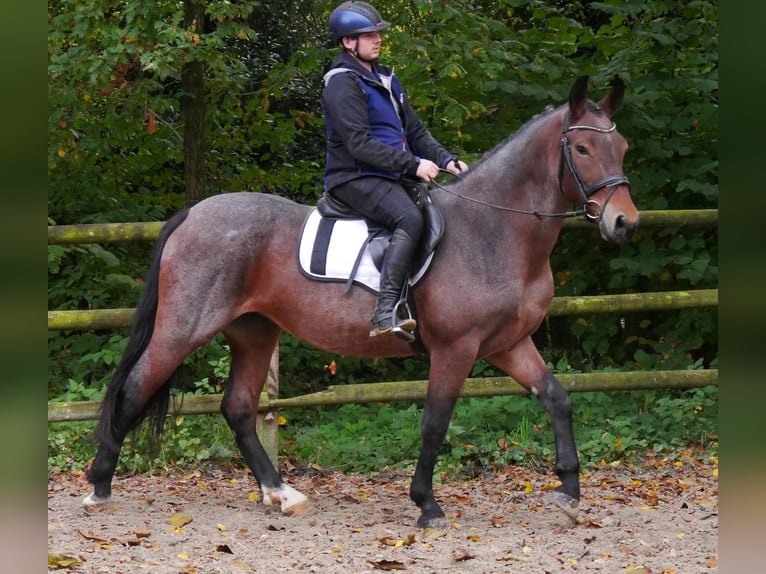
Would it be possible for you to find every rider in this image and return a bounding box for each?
[322,1,468,338]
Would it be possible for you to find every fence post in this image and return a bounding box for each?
[255,347,279,466]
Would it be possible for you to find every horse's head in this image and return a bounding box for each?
[560,76,639,244]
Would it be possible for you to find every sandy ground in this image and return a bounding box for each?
[48,455,717,573]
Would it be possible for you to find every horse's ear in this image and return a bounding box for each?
[568,75,590,123]
[599,76,625,118]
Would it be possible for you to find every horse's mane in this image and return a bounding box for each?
[460,104,559,180]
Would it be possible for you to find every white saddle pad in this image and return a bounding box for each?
[297,209,432,293]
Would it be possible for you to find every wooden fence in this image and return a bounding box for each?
[48,210,718,460]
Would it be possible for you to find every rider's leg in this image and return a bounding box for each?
[329,178,423,336]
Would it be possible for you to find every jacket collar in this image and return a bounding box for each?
[330,50,393,81]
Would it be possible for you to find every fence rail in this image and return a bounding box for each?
[47,289,718,332]
[48,369,717,423]
[47,209,718,245]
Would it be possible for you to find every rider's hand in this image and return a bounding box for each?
[446,159,469,175]
[416,158,440,183]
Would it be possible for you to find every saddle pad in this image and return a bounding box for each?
[297,209,433,293]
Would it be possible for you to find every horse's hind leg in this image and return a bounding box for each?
[84,341,200,505]
[221,314,308,514]
[487,337,581,520]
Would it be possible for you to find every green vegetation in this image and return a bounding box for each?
[48,1,717,476]
[48,386,718,479]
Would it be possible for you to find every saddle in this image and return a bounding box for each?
[297,185,445,294]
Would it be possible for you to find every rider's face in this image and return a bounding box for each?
[345,31,381,61]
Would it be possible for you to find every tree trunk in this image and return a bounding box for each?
[182,1,208,204]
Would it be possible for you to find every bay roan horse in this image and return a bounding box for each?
[84,76,639,528]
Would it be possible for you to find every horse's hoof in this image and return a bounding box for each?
[262,484,311,515]
[82,492,110,507]
[551,490,579,521]
[418,515,449,530]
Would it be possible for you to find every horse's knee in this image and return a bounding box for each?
[220,396,255,432]
[538,376,572,417]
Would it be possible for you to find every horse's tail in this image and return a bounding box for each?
[96,208,190,452]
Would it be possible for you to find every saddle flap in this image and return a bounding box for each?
[416,188,444,261]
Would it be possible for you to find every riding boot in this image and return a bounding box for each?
[370,228,418,338]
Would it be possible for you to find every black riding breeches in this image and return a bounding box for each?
[329,177,424,241]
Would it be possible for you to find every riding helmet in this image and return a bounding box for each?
[329,1,391,45]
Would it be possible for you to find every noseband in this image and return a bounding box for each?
[558,113,631,223]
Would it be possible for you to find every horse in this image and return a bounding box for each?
[83,75,639,529]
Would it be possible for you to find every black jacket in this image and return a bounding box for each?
[321,51,456,192]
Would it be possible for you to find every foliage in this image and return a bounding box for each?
[281,384,717,479]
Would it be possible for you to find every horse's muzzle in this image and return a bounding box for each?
[600,211,639,244]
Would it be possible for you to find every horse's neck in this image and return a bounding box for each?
[444,141,567,271]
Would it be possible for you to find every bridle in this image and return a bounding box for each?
[432,111,630,222]
[557,112,631,222]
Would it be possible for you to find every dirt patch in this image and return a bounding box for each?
[48,456,717,573]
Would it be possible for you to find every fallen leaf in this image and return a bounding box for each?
[378,533,416,547]
[216,544,233,554]
[583,518,605,528]
[451,547,476,561]
[523,481,533,493]
[217,523,228,531]
[369,559,406,570]
[707,557,718,568]
[497,554,530,563]
[76,529,108,544]
[423,527,447,540]
[112,537,142,547]
[134,529,151,538]
[48,553,82,568]
[167,512,193,527]
[621,565,649,573]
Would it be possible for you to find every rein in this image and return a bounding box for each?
[432,112,630,222]
[431,177,585,220]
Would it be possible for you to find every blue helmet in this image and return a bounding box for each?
[329,2,391,45]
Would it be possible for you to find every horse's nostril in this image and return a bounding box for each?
[616,214,638,242]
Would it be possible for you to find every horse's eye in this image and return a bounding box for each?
[575,145,589,156]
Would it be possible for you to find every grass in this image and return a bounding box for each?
[48,386,718,480]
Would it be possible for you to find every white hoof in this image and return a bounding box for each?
[82,492,111,507]
[551,490,580,520]
[261,484,310,515]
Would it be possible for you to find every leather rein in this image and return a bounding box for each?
[433,112,631,222]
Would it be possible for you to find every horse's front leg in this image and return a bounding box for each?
[410,346,475,529]
[487,337,580,520]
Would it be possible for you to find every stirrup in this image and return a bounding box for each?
[392,325,416,342]
[392,300,416,342]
